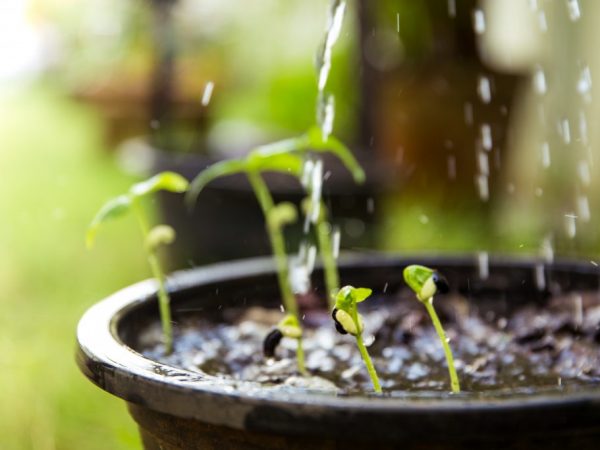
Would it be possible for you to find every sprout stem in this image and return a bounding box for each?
[423,298,460,393]
[316,220,339,310]
[247,171,306,373]
[350,307,381,393]
[132,199,173,354]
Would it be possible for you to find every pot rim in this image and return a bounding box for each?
[76,253,600,432]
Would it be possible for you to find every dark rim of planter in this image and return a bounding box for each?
[77,253,600,440]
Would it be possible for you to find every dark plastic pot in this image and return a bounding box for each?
[76,255,600,449]
[148,146,394,267]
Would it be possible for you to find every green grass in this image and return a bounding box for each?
[0,83,148,449]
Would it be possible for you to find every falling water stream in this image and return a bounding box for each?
[291,0,347,296]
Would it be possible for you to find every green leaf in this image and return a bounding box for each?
[86,195,131,248]
[352,287,373,303]
[248,152,304,176]
[185,159,247,209]
[403,265,435,297]
[130,171,189,198]
[251,135,310,158]
[306,126,366,184]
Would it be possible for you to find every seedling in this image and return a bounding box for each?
[331,286,382,393]
[186,126,364,374]
[403,265,461,393]
[86,171,189,354]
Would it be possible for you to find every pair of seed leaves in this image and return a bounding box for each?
[85,172,189,249]
[87,127,363,247]
[185,126,365,228]
[332,266,447,336]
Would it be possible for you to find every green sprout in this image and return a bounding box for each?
[185,126,364,375]
[86,172,189,354]
[332,286,382,393]
[403,265,460,393]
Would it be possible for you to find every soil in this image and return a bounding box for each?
[141,289,600,396]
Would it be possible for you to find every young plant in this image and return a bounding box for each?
[185,126,364,374]
[331,286,382,393]
[403,265,461,393]
[86,171,189,355]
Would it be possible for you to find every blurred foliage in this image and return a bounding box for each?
[0,84,143,449]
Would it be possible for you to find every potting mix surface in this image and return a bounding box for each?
[141,291,600,396]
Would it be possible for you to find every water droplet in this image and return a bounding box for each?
[576,195,590,222]
[535,187,543,197]
[478,151,489,176]
[317,94,335,140]
[533,66,547,95]
[566,0,581,22]
[560,118,571,144]
[472,9,486,34]
[538,10,548,31]
[464,102,474,126]
[577,65,592,102]
[591,260,598,267]
[201,81,214,106]
[481,123,492,151]
[448,0,456,17]
[476,175,489,201]
[564,214,577,239]
[419,214,429,225]
[447,155,456,180]
[383,282,389,293]
[534,264,546,290]
[577,160,591,186]
[478,252,489,279]
[331,226,341,259]
[367,197,375,214]
[150,119,160,129]
[579,111,588,145]
[396,12,400,32]
[478,76,492,103]
[541,236,554,263]
[540,142,551,168]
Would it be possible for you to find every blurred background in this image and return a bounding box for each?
[1,0,600,448]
